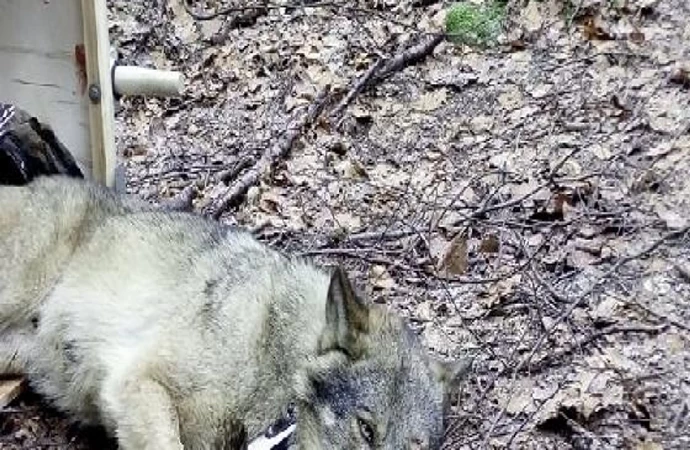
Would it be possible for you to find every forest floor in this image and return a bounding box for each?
[2,0,689,449]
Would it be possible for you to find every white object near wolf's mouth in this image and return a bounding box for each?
[247,423,296,450]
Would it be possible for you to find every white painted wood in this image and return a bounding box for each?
[0,0,95,179]
[81,0,117,187]
[114,66,184,97]
[0,1,184,189]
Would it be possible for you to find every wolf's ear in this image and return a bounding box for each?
[318,266,370,359]
[430,356,473,395]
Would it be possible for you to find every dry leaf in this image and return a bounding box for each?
[337,159,368,180]
[581,15,615,41]
[505,379,536,416]
[497,87,524,109]
[415,302,434,322]
[590,295,621,323]
[483,274,522,309]
[246,186,261,206]
[259,191,282,214]
[412,89,448,112]
[333,212,362,232]
[636,440,664,450]
[350,105,372,120]
[656,204,687,229]
[629,30,646,43]
[538,369,624,425]
[479,234,500,254]
[437,234,468,277]
[370,265,395,290]
[469,115,494,132]
[521,0,544,33]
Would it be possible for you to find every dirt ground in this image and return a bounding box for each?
[2,0,689,448]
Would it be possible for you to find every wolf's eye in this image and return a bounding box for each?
[357,418,374,445]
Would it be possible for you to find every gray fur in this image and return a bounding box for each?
[0,175,470,450]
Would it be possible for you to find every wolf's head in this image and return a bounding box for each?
[293,267,470,449]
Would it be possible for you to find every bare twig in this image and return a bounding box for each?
[522,323,668,375]
[480,225,690,446]
[674,262,690,284]
[327,34,443,122]
[299,247,402,257]
[184,0,275,20]
[524,225,690,368]
[375,34,445,82]
[301,247,416,272]
[345,228,420,243]
[329,59,384,119]
[208,87,331,218]
[216,156,255,184]
[608,287,690,333]
[205,7,270,45]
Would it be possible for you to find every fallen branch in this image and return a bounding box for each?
[375,34,444,82]
[209,87,330,219]
[216,156,255,185]
[329,34,444,119]
[329,59,384,119]
[204,8,270,46]
[183,0,270,20]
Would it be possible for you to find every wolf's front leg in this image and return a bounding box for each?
[101,373,184,450]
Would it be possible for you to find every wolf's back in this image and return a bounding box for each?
[0,103,84,186]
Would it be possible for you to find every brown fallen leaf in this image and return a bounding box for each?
[581,15,615,41]
[437,233,468,277]
[479,234,500,254]
[508,39,527,51]
[337,158,369,180]
[370,265,396,290]
[259,191,282,214]
[629,30,645,43]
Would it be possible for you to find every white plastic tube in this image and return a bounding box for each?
[112,66,184,97]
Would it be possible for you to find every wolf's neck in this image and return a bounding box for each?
[241,261,329,435]
[264,261,330,366]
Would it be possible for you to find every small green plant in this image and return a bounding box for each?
[444,0,507,47]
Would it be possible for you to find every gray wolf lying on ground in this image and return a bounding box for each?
[0,103,469,449]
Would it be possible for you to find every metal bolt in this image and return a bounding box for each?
[88,84,101,103]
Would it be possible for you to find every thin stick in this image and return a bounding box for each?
[209,87,330,219]
[329,59,384,119]
[480,225,690,446]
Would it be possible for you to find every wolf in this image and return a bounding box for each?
[0,105,470,450]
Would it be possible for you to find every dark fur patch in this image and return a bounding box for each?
[30,316,39,330]
[63,341,80,364]
[312,372,358,418]
[203,279,218,297]
[198,279,223,327]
